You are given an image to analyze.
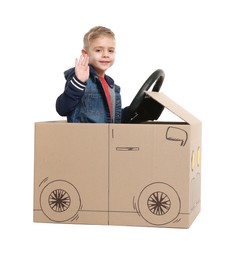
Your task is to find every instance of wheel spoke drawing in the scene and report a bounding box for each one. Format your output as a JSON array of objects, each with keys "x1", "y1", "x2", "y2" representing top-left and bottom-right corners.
[
  {"x1": 48, "y1": 189, "x2": 71, "y2": 212},
  {"x1": 147, "y1": 191, "x2": 171, "y2": 215}
]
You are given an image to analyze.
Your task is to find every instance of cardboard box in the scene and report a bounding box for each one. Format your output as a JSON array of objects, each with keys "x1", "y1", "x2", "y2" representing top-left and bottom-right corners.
[{"x1": 33, "y1": 92, "x2": 202, "y2": 228}]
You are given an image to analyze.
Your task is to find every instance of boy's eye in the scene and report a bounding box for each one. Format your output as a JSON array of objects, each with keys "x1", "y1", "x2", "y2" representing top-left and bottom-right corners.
[{"x1": 94, "y1": 48, "x2": 115, "y2": 53}]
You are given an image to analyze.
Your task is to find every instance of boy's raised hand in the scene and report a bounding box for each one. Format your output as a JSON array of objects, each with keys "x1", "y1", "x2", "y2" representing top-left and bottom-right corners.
[{"x1": 75, "y1": 54, "x2": 90, "y2": 83}]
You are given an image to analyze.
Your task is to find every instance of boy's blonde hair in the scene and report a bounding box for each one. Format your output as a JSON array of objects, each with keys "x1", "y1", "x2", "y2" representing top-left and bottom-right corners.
[{"x1": 83, "y1": 26, "x2": 115, "y2": 50}]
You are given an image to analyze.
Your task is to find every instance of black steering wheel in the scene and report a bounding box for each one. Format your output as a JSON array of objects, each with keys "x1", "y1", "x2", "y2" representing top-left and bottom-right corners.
[{"x1": 123, "y1": 69, "x2": 165, "y2": 123}]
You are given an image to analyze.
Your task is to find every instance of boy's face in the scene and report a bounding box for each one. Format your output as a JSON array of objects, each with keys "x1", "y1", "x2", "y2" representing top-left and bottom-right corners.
[{"x1": 83, "y1": 36, "x2": 116, "y2": 77}]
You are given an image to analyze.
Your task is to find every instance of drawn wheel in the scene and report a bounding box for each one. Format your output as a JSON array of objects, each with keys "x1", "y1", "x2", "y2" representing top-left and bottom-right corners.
[
  {"x1": 138, "y1": 182, "x2": 180, "y2": 225},
  {"x1": 40, "y1": 180, "x2": 81, "y2": 222}
]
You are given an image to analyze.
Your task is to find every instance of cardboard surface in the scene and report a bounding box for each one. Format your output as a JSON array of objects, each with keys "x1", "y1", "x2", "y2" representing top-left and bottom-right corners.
[
  {"x1": 145, "y1": 91, "x2": 200, "y2": 124},
  {"x1": 34, "y1": 92, "x2": 202, "y2": 228}
]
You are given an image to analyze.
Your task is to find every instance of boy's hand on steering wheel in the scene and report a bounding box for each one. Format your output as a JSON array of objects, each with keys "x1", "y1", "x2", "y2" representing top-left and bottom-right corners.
[{"x1": 75, "y1": 54, "x2": 90, "y2": 83}]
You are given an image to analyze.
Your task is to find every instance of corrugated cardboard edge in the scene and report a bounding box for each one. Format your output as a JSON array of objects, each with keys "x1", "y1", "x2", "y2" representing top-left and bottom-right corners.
[{"x1": 145, "y1": 91, "x2": 201, "y2": 125}]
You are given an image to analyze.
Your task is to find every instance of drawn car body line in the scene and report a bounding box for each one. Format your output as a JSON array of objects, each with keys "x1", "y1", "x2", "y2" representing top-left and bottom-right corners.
[{"x1": 37, "y1": 177, "x2": 191, "y2": 226}]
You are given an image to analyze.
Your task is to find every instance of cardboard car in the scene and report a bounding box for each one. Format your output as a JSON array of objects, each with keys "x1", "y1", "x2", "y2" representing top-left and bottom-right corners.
[{"x1": 33, "y1": 91, "x2": 202, "y2": 228}]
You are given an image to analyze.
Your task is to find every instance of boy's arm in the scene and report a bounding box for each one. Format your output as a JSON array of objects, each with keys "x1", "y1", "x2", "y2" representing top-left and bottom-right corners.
[
  {"x1": 56, "y1": 55, "x2": 89, "y2": 116},
  {"x1": 56, "y1": 72, "x2": 86, "y2": 116}
]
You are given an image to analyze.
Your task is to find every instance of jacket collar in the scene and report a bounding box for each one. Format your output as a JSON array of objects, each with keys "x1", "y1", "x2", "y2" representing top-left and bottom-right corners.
[
  {"x1": 89, "y1": 65, "x2": 114, "y2": 86},
  {"x1": 64, "y1": 65, "x2": 115, "y2": 87}
]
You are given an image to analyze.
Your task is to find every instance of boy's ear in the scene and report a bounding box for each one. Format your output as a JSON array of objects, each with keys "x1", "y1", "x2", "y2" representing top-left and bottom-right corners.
[{"x1": 82, "y1": 49, "x2": 87, "y2": 55}]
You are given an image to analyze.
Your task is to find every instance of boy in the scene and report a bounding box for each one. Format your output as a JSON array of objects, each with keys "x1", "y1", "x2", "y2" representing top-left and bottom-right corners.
[{"x1": 56, "y1": 26, "x2": 128, "y2": 123}]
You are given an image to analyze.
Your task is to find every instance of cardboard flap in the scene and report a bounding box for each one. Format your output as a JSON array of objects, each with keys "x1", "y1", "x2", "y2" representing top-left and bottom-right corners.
[{"x1": 145, "y1": 91, "x2": 200, "y2": 124}]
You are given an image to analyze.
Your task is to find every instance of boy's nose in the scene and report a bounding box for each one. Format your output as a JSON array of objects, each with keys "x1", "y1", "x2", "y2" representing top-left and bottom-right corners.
[{"x1": 103, "y1": 52, "x2": 109, "y2": 58}]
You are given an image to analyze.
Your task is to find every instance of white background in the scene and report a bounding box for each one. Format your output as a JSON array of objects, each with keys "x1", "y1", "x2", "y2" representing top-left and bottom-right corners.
[{"x1": 1, "y1": 0, "x2": 231, "y2": 259}]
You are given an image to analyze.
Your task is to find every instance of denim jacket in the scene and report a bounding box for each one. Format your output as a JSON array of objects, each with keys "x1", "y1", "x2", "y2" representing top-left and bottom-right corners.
[{"x1": 56, "y1": 66, "x2": 128, "y2": 123}]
